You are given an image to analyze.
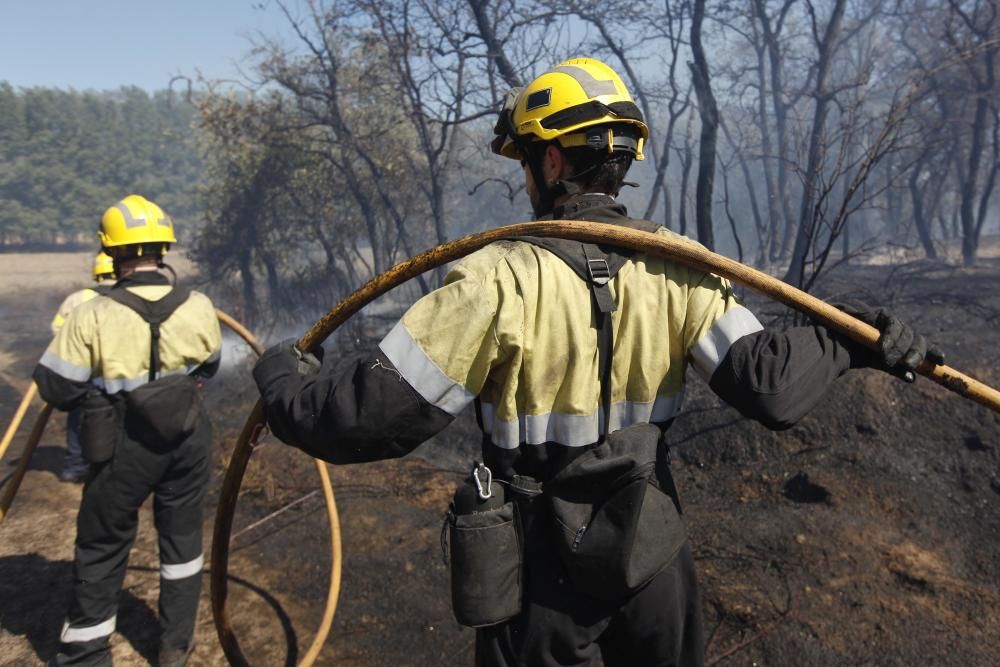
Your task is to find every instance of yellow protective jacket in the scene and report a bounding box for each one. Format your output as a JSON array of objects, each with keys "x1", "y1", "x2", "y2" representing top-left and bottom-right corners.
[
  {"x1": 377, "y1": 226, "x2": 756, "y2": 448},
  {"x1": 51, "y1": 287, "x2": 104, "y2": 335},
  {"x1": 254, "y1": 195, "x2": 863, "y2": 479},
  {"x1": 34, "y1": 271, "x2": 222, "y2": 410}
]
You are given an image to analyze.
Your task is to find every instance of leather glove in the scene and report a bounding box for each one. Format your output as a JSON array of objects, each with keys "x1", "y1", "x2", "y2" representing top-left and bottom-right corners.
[
  {"x1": 835, "y1": 301, "x2": 945, "y2": 383},
  {"x1": 253, "y1": 338, "x2": 324, "y2": 395}
]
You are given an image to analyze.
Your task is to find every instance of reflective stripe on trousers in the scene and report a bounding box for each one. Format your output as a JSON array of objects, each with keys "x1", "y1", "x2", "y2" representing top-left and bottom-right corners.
[
  {"x1": 160, "y1": 553, "x2": 203, "y2": 580},
  {"x1": 60, "y1": 615, "x2": 116, "y2": 644}
]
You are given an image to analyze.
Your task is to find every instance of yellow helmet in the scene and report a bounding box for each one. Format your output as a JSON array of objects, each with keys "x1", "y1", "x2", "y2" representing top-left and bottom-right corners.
[
  {"x1": 491, "y1": 58, "x2": 648, "y2": 161},
  {"x1": 92, "y1": 251, "x2": 116, "y2": 280},
  {"x1": 98, "y1": 195, "x2": 176, "y2": 249}
]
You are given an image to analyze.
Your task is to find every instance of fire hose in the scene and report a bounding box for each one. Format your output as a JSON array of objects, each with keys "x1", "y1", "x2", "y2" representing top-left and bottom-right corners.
[
  {"x1": 0, "y1": 382, "x2": 38, "y2": 468},
  {"x1": 212, "y1": 220, "x2": 1000, "y2": 666},
  {"x1": 0, "y1": 400, "x2": 52, "y2": 524},
  {"x1": 212, "y1": 310, "x2": 342, "y2": 667},
  {"x1": 0, "y1": 310, "x2": 343, "y2": 667}
]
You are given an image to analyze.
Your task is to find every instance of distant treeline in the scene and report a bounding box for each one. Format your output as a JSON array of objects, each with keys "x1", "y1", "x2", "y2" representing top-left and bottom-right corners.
[{"x1": 0, "y1": 84, "x2": 202, "y2": 249}]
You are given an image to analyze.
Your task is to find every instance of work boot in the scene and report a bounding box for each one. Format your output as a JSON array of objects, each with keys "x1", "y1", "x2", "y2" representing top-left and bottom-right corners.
[
  {"x1": 157, "y1": 644, "x2": 193, "y2": 667},
  {"x1": 48, "y1": 646, "x2": 112, "y2": 667},
  {"x1": 58, "y1": 467, "x2": 89, "y2": 484}
]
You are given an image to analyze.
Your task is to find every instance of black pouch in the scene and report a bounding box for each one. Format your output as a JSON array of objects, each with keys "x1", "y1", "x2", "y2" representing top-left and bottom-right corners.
[
  {"x1": 548, "y1": 423, "x2": 686, "y2": 601},
  {"x1": 125, "y1": 374, "x2": 200, "y2": 452},
  {"x1": 79, "y1": 393, "x2": 122, "y2": 464},
  {"x1": 446, "y1": 468, "x2": 523, "y2": 627}
]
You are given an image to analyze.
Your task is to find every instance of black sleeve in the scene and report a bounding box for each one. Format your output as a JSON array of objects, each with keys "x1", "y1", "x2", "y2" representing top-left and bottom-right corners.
[
  {"x1": 708, "y1": 325, "x2": 865, "y2": 430},
  {"x1": 253, "y1": 345, "x2": 454, "y2": 464},
  {"x1": 32, "y1": 364, "x2": 89, "y2": 411},
  {"x1": 192, "y1": 353, "x2": 221, "y2": 379}
]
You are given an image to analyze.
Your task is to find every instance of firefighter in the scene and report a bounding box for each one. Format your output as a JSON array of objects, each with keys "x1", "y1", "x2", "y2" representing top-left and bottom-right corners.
[
  {"x1": 33, "y1": 195, "x2": 222, "y2": 667},
  {"x1": 51, "y1": 251, "x2": 116, "y2": 483},
  {"x1": 251, "y1": 59, "x2": 942, "y2": 666}
]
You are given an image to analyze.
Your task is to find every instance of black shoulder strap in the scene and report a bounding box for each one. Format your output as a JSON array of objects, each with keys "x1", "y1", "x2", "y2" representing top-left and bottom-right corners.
[
  {"x1": 518, "y1": 218, "x2": 661, "y2": 312},
  {"x1": 104, "y1": 286, "x2": 192, "y2": 383},
  {"x1": 516, "y1": 218, "x2": 662, "y2": 441}
]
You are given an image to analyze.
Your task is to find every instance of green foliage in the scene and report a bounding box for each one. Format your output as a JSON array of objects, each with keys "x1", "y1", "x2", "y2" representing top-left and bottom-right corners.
[
  {"x1": 0, "y1": 83, "x2": 203, "y2": 247},
  {"x1": 192, "y1": 32, "x2": 444, "y2": 325}
]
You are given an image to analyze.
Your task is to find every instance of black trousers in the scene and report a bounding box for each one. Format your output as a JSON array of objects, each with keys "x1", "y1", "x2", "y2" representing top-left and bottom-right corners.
[
  {"x1": 476, "y1": 542, "x2": 703, "y2": 667},
  {"x1": 54, "y1": 413, "x2": 211, "y2": 667}
]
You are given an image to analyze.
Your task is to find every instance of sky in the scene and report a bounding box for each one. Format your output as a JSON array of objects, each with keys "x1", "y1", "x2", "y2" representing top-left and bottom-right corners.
[{"x1": 0, "y1": 0, "x2": 294, "y2": 91}]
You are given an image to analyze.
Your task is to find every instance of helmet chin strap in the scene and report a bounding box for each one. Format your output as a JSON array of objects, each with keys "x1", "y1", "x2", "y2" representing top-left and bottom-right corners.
[
  {"x1": 526, "y1": 157, "x2": 556, "y2": 218},
  {"x1": 160, "y1": 261, "x2": 178, "y2": 286},
  {"x1": 527, "y1": 152, "x2": 600, "y2": 217}
]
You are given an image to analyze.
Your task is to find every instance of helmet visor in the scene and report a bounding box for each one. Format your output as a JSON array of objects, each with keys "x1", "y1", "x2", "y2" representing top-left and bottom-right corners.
[{"x1": 490, "y1": 87, "x2": 523, "y2": 156}]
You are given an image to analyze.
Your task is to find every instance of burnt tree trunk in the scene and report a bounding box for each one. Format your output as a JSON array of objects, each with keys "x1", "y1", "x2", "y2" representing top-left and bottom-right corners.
[
  {"x1": 909, "y1": 165, "x2": 939, "y2": 259},
  {"x1": 753, "y1": 0, "x2": 796, "y2": 261},
  {"x1": 784, "y1": 0, "x2": 847, "y2": 287},
  {"x1": 678, "y1": 135, "x2": 695, "y2": 237},
  {"x1": 689, "y1": 0, "x2": 717, "y2": 251}
]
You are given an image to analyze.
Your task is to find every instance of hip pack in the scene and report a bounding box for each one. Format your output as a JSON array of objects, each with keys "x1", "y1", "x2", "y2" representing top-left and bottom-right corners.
[
  {"x1": 544, "y1": 423, "x2": 686, "y2": 601},
  {"x1": 105, "y1": 284, "x2": 200, "y2": 451},
  {"x1": 446, "y1": 425, "x2": 686, "y2": 624}
]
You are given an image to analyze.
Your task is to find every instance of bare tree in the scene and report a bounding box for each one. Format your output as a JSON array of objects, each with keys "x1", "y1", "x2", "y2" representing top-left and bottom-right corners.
[
  {"x1": 689, "y1": 0, "x2": 719, "y2": 250},
  {"x1": 784, "y1": 0, "x2": 849, "y2": 286},
  {"x1": 943, "y1": 0, "x2": 1000, "y2": 265},
  {"x1": 751, "y1": 0, "x2": 802, "y2": 261}
]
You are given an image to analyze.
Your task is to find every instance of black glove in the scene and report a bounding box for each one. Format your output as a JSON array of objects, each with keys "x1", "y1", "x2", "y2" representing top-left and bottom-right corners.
[
  {"x1": 835, "y1": 301, "x2": 945, "y2": 383},
  {"x1": 253, "y1": 338, "x2": 324, "y2": 395}
]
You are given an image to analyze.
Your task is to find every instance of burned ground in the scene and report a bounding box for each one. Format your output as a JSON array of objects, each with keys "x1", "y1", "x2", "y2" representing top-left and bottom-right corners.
[{"x1": 1, "y1": 249, "x2": 998, "y2": 666}]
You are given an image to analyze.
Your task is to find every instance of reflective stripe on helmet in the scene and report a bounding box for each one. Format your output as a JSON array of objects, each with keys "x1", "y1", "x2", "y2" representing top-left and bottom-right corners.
[
  {"x1": 114, "y1": 202, "x2": 147, "y2": 228},
  {"x1": 551, "y1": 64, "x2": 619, "y2": 98},
  {"x1": 113, "y1": 202, "x2": 171, "y2": 229}
]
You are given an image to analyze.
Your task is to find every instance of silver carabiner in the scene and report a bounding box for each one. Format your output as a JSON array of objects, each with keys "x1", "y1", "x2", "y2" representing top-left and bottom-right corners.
[{"x1": 473, "y1": 462, "x2": 493, "y2": 500}]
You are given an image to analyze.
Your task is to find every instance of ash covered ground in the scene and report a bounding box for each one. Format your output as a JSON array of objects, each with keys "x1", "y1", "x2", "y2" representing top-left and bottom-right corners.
[{"x1": 1, "y1": 249, "x2": 998, "y2": 666}]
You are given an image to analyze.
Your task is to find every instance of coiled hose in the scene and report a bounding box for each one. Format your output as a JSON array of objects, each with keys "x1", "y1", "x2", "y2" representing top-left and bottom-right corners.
[
  {"x1": 212, "y1": 310, "x2": 342, "y2": 667},
  {"x1": 211, "y1": 220, "x2": 1000, "y2": 666},
  {"x1": 0, "y1": 310, "x2": 343, "y2": 667}
]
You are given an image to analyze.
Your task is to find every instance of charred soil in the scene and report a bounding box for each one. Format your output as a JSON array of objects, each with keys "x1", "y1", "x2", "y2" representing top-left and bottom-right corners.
[{"x1": 1, "y1": 250, "x2": 999, "y2": 666}]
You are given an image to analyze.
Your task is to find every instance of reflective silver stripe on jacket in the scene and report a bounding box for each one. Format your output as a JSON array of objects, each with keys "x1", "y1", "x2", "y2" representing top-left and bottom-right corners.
[
  {"x1": 481, "y1": 391, "x2": 686, "y2": 450},
  {"x1": 378, "y1": 321, "x2": 474, "y2": 416},
  {"x1": 689, "y1": 306, "x2": 764, "y2": 381},
  {"x1": 60, "y1": 615, "x2": 116, "y2": 643},
  {"x1": 93, "y1": 364, "x2": 201, "y2": 394},
  {"x1": 39, "y1": 350, "x2": 92, "y2": 383}
]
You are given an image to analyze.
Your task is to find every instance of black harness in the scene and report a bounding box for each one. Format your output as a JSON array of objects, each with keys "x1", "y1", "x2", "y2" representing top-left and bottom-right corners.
[
  {"x1": 518, "y1": 198, "x2": 660, "y2": 441},
  {"x1": 104, "y1": 283, "x2": 191, "y2": 382}
]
